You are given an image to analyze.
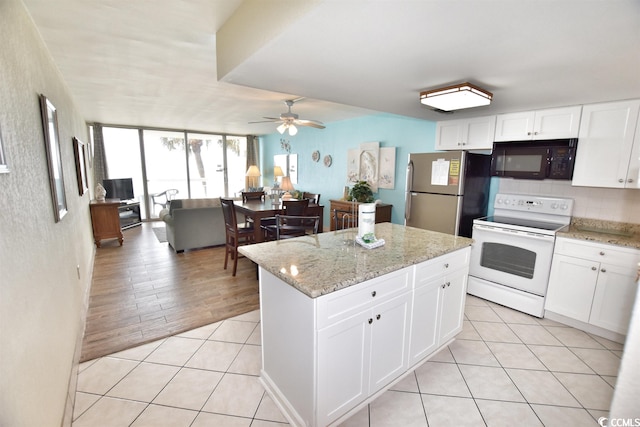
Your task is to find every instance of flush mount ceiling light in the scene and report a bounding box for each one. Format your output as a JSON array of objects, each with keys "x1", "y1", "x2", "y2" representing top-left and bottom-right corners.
[{"x1": 420, "y1": 82, "x2": 493, "y2": 111}]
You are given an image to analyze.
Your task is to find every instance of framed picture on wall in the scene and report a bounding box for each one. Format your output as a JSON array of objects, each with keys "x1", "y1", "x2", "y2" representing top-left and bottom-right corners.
[
  {"x1": 40, "y1": 94, "x2": 68, "y2": 222},
  {"x1": 73, "y1": 137, "x2": 89, "y2": 196},
  {"x1": 0, "y1": 123, "x2": 8, "y2": 173}
]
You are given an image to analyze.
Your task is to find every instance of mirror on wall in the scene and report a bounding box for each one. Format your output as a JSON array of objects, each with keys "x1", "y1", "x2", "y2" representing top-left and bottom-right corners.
[{"x1": 274, "y1": 154, "x2": 298, "y2": 184}]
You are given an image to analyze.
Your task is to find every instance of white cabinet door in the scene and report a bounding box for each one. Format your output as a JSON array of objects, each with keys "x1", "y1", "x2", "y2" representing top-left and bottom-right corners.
[
  {"x1": 436, "y1": 116, "x2": 495, "y2": 150},
  {"x1": 369, "y1": 292, "x2": 412, "y2": 391},
  {"x1": 545, "y1": 254, "x2": 598, "y2": 322},
  {"x1": 436, "y1": 120, "x2": 465, "y2": 150},
  {"x1": 495, "y1": 111, "x2": 535, "y2": 141},
  {"x1": 409, "y1": 278, "x2": 441, "y2": 366},
  {"x1": 317, "y1": 312, "x2": 370, "y2": 426},
  {"x1": 533, "y1": 106, "x2": 582, "y2": 139},
  {"x1": 626, "y1": 117, "x2": 640, "y2": 189},
  {"x1": 439, "y1": 268, "x2": 469, "y2": 343},
  {"x1": 572, "y1": 100, "x2": 640, "y2": 188},
  {"x1": 495, "y1": 106, "x2": 581, "y2": 141},
  {"x1": 589, "y1": 263, "x2": 640, "y2": 335}
]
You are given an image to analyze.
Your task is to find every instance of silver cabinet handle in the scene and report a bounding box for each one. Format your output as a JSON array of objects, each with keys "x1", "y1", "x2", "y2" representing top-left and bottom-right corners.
[
  {"x1": 619, "y1": 178, "x2": 625, "y2": 183},
  {"x1": 444, "y1": 263, "x2": 449, "y2": 269},
  {"x1": 441, "y1": 284, "x2": 446, "y2": 289},
  {"x1": 368, "y1": 318, "x2": 373, "y2": 324},
  {"x1": 592, "y1": 266, "x2": 597, "y2": 271},
  {"x1": 371, "y1": 291, "x2": 377, "y2": 297},
  {"x1": 599, "y1": 251, "x2": 605, "y2": 256},
  {"x1": 628, "y1": 178, "x2": 634, "y2": 183},
  {"x1": 446, "y1": 282, "x2": 451, "y2": 287},
  {"x1": 376, "y1": 314, "x2": 381, "y2": 320},
  {"x1": 601, "y1": 268, "x2": 607, "y2": 273}
]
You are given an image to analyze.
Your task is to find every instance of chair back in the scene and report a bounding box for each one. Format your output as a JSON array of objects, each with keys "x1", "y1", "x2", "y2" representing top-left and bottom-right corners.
[
  {"x1": 220, "y1": 198, "x2": 239, "y2": 231},
  {"x1": 242, "y1": 191, "x2": 265, "y2": 202},
  {"x1": 302, "y1": 192, "x2": 320, "y2": 205},
  {"x1": 283, "y1": 198, "x2": 309, "y2": 215},
  {"x1": 275, "y1": 215, "x2": 320, "y2": 240}
]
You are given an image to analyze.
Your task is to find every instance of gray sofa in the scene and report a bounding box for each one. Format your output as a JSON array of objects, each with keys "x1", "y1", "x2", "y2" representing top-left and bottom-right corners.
[{"x1": 159, "y1": 198, "x2": 226, "y2": 252}]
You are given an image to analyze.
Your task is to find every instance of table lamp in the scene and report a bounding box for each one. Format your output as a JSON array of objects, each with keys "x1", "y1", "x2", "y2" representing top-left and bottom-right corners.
[
  {"x1": 273, "y1": 166, "x2": 284, "y2": 188},
  {"x1": 280, "y1": 176, "x2": 295, "y2": 200},
  {"x1": 245, "y1": 165, "x2": 261, "y2": 190}
]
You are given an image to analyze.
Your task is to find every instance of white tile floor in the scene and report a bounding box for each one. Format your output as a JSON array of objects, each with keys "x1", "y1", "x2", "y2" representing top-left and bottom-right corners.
[{"x1": 72, "y1": 295, "x2": 623, "y2": 426}]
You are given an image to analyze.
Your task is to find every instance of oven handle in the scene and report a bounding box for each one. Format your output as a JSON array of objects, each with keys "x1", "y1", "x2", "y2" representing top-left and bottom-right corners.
[{"x1": 473, "y1": 224, "x2": 556, "y2": 242}]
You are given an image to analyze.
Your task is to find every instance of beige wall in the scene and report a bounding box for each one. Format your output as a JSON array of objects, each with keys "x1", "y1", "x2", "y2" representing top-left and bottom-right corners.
[{"x1": 0, "y1": 1, "x2": 94, "y2": 426}]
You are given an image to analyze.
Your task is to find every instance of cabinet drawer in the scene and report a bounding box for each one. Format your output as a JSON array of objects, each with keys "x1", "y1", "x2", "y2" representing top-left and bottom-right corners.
[
  {"x1": 555, "y1": 237, "x2": 640, "y2": 266},
  {"x1": 317, "y1": 266, "x2": 413, "y2": 329},
  {"x1": 414, "y1": 248, "x2": 470, "y2": 289}
]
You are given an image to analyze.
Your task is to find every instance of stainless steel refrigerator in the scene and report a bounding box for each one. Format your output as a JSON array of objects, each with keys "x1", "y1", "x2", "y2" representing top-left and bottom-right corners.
[{"x1": 405, "y1": 151, "x2": 491, "y2": 237}]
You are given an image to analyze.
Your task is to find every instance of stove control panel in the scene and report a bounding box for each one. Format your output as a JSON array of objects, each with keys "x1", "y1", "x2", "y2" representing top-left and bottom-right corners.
[{"x1": 494, "y1": 193, "x2": 574, "y2": 215}]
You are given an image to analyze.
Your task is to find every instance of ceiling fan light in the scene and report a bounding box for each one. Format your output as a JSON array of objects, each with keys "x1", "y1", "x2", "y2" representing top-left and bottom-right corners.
[
  {"x1": 277, "y1": 123, "x2": 287, "y2": 134},
  {"x1": 420, "y1": 82, "x2": 492, "y2": 111},
  {"x1": 288, "y1": 124, "x2": 298, "y2": 136}
]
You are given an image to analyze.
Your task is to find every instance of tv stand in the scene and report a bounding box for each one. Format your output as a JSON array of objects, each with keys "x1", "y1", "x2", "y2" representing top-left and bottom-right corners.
[
  {"x1": 118, "y1": 201, "x2": 141, "y2": 229},
  {"x1": 90, "y1": 199, "x2": 141, "y2": 248}
]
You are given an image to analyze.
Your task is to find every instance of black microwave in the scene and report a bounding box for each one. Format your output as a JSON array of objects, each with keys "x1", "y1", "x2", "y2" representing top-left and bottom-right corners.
[{"x1": 490, "y1": 139, "x2": 578, "y2": 180}]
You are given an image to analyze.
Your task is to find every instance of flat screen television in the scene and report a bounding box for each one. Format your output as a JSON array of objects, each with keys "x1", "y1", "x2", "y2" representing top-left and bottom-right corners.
[{"x1": 102, "y1": 178, "x2": 134, "y2": 200}]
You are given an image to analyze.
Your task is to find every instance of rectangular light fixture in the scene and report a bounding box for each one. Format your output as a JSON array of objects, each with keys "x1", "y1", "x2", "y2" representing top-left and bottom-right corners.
[{"x1": 420, "y1": 82, "x2": 492, "y2": 111}]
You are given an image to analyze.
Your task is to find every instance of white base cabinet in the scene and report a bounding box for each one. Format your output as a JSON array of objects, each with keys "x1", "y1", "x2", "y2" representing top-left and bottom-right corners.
[
  {"x1": 545, "y1": 238, "x2": 640, "y2": 336},
  {"x1": 259, "y1": 247, "x2": 470, "y2": 427}
]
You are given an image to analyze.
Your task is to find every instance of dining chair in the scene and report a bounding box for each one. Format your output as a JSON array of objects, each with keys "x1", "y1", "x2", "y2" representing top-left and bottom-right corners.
[
  {"x1": 220, "y1": 198, "x2": 255, "y2": 276},
  {"x1": 302, "y1": 192, "x2": 320, "y2": 205},
  {"x1": 241, "y1": 191, "x2": 265, "y2": 202},
  {"x1": 282, "y1": 198, "x2": 309, "y2": 215},
  {"x1": 275, "y1": 215, "x2": 320, "y2": 240}
]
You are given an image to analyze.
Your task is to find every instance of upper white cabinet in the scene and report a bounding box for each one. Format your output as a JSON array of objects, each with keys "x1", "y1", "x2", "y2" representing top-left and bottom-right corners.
[
  {"x1": 572, "y1": 99, "x2": 640, "y2": 189},
  {"x1": 494, "y1": 106, "x2": 582, "y2": 141},
  {"x1": 436, "y1": 116, "x2": 496, "y2": 150}
]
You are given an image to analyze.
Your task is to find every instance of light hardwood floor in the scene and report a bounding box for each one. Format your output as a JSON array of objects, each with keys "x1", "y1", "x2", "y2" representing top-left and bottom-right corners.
[{"x1": 80, "y1": 222, "x2": 259, "y2": 362}]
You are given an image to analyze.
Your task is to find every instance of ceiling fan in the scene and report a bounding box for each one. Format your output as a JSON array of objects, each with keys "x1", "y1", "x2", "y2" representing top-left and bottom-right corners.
[{"x1": 250, "y1": 99, "x2": 325, "y2": 135}]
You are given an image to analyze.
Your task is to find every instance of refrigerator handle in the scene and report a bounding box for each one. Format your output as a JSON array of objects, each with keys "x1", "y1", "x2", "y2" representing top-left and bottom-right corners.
[{"x1": 405, "y1": 161, "x2": 414, "y2": 221}]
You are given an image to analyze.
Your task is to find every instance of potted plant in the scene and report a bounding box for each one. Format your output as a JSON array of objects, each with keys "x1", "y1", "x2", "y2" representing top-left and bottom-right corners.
[{"x1": 348, "y1": 181, "x2": 374, "y2": 203}]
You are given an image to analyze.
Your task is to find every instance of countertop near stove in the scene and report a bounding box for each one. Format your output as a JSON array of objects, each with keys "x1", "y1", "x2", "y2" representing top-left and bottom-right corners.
[
  {"x1": 558, "y1": 218, "x2": 640, "y2": 250},
  {"x1": 238, "y1": 222, "x2": 473, "y2": 298}
]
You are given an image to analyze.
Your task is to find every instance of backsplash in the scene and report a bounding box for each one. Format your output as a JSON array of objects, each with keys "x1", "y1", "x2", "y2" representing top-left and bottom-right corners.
[{"x1": 498, "y1": 179, "x2": 640, "y2": 224}]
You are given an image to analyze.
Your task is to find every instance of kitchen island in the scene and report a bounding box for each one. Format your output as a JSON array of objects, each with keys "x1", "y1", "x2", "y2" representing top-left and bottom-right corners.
[{"x1": 239, "y1": 223, "x2": 472, "y2": 427}]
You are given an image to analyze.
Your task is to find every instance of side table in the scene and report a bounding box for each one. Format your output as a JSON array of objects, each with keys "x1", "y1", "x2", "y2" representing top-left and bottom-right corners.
[{"x1": 90, "y1": 199, "x2": 123, "y2": 247}]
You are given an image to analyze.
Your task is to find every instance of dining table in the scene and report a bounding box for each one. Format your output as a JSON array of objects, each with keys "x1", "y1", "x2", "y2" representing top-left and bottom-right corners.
[{"x1": 233, "y1": 199, "x2": 324, "y2": 243}]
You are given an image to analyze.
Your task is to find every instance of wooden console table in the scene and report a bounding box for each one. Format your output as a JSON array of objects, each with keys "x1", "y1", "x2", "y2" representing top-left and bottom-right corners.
[
  {"x1": 90, "y1": 199, "x2": 123, "y2": 247},
  {"x1": 329, "y1": 199, "x2": 392, "y2": 231}
]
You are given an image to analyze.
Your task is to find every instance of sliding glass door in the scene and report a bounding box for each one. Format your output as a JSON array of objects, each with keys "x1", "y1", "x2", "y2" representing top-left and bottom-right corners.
[{"x1": 101, "y1": 126, "x2": 249, "y2": 220}]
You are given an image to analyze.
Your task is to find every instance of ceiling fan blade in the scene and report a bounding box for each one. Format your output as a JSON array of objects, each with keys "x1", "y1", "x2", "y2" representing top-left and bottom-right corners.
[
  {"x1": 295, "y1": 119, "x2": 326, "y2": 129},
  {"x1": 248, "y1": 117, "x2": 283, "y2": 124}
]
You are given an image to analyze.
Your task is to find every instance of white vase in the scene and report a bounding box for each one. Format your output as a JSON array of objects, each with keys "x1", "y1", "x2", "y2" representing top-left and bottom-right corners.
[{"x1": 95, "y1": 183, "x2": 106, "y2": 201}]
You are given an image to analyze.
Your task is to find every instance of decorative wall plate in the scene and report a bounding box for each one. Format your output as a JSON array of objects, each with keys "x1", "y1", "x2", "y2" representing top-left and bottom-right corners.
[
  {"x1": 312, "y1": 150, "x2": 320, "y2": 162},
  {"x1": 324, "y1": 155, "x2": 332, "y2": 167}
]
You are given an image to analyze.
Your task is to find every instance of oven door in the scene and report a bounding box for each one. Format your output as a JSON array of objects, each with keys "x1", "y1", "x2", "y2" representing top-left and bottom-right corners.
[{"x1": 469, "y1": 223, "x2": 555, "y2": 296}]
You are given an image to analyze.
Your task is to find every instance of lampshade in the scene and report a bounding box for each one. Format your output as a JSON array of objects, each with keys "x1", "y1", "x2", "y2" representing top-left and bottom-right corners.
[
  {"x1": 420, "y1": 82, "x2": 492, "y2": 111},
  {"x1": 245, "y1": 165, "x2": 261, "y2": 177},
  {"x1": 273, "y1": 166, "x2": 284, "y2": 178},
  {"x1": 280, "y1": 176, "x2": 295, "y2": 192}
]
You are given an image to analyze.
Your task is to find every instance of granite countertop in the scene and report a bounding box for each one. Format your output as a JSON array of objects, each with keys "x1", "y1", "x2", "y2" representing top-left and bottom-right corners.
[
  {"x1": 558, "y1": 218, "x2": 640, "y2": 250},
  {"x1": 239, "y1": 223, "x2": 473, "y2": 298}
]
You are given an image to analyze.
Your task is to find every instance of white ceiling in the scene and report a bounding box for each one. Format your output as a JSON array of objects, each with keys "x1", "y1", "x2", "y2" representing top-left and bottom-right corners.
[{"x1": 22, "y1": 0, "x2": 640, "y2": 136}]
